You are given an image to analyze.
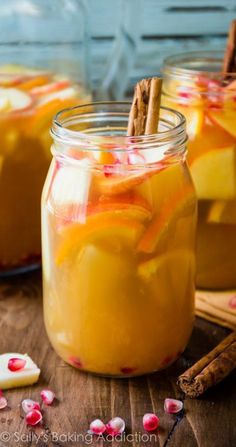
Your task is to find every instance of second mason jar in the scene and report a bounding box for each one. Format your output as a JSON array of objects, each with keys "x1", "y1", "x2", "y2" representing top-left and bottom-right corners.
[
  {"x1": 0, "y1": 0, "x2": 90, "y2": 275},
  {"x1": 42, "y1": 102, "x2": 197, "y2": 377},
  {"x1": 162, "y1": 51, "x2": 236, "y2": 289}
]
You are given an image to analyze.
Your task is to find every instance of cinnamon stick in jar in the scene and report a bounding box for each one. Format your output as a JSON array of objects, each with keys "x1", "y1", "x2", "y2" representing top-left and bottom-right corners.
[
  {"x1": 222, "y1": 19, "x2": 236, "y2": 73},
  {"x1": 127, "y1": 77, "x2": 162, "y2": 136},
  {"x1": 177, "y1": 331, "x2": 236, "y2": 398}
]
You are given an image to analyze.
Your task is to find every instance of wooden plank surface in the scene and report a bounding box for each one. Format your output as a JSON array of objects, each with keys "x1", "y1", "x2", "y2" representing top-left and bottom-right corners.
[{"x1": 0, "y1": 270, "x2": 235, "y2": 447}]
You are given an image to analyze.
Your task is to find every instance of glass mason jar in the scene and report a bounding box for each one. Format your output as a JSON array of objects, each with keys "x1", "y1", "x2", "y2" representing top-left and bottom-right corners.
[
  {"x1": 162, "y1": 51, "x2": 236, "y2": 290},
  {"x1": 0, "y1": 0, "x2": 90, "y2": 275},
  {"x1": 42, "y1": 102, "x2": 197, "y2": 377}
]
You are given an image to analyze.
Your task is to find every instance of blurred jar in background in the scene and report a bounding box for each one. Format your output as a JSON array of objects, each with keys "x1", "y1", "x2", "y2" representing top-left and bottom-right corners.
[
  {"x1": 162, "y1": 51, "x2": 236, "y2": 290},
  {"x1": 0, "y1": 0, "x2": 90, "y2": 275}
]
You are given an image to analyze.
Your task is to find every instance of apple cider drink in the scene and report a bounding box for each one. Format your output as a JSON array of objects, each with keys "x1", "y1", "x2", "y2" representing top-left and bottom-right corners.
[
  {"x1": 42, "y1": 103, "x2": 197, "y2": 376},
  {"x1": 0, "y1": 64, "x2": 89, "y2": 273},
  {"x1": 163, "y1": 52, "x2": 236, "y2": 289}
]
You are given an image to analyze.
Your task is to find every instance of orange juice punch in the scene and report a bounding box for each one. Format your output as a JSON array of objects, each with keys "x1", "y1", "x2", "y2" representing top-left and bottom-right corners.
[
  {"x1": 0, "y1": 64, "x2": 89, "y2": 274},
  {"x1": 42, "y1": 79, "x2": 197, "y2": 377},
  {"x1": 163, "y1": 21, "x2": 236, "y2": 289}
]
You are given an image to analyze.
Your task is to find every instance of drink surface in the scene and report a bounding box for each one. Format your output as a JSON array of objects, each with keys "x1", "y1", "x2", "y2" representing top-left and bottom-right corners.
[
  {"x1": 42, "y1": 140, "x2": 196, "y2": 376},
  {"x1": 163, "y1": 72, "x2": 236, "y2": 289},
  {"x1": 0, "y1": 64, "x2": 88, "y2": 272}
]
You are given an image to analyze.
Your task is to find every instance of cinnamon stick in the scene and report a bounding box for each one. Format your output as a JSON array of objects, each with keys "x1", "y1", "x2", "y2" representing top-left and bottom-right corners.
[
  {"x1": 127, "y1": 77, "x2": 162, "y2": 136},
  {"x1": 223, "y1": 19, "x2": 236, "y2": 73},
  {"x1": 177, "y1": 332, "x2": 236, "y2": 398}
]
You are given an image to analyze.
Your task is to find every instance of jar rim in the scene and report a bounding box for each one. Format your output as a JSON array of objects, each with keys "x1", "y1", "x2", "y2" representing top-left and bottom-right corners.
[
  {"x1": 51, "y1": 101, "x2": 186, "y2": 157},
  {"x1": 162, "y1": 50, "x2": 236, "y2": 79}
]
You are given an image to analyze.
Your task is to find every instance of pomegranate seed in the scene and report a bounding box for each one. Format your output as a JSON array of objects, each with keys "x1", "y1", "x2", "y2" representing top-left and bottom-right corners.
[
  {"x1": 8, "y1": 357, "x2": 26, "y2": 372},
  {"x1": 40, "y1": 389, "x2": 55, "y2": 405},
  {"x1": 106, "y1": 417, "x2": 125, "y2": 436},
  {"x1": 164, "y1": 398, "x2": 183, "y2": 414},
  {"x1": 25, "y1": 409, "x2": 43, "y2": 426},
  {"x1": 120, "y1": 367, "x2": 136, "y2": 375},
  {"x1": 143, "y1": 413, "x2": 159, "y2": 432},
  {"x1": 69, "y1": 356, "x2": 83, "y2": 369},
  {"x1": 162, "y1": 355, "x2": 173, "y2": 367},
  {"x1": 229, "y1": 295, "x2": 236, "y2": 309},
  {"x1": 104, "y1": 165, "x2": 114, "y2": 177},
  {"x1": 178, "y1": 91, "x2": 192, "y2": 99},
  {"x1": 22, "y1": 399, "x2": 40, "y2": 414},
  {"x1": 88, "y1": 419, "x2": 106, "y2": 435},
  {"x1": 0, "y1": 397, "x2": 7, "y2": 410}
]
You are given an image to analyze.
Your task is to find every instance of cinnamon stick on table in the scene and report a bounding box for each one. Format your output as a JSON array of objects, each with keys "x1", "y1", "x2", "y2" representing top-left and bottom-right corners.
[
  {"x1": 178, "y1": 331, "x2": 236, "y2": 398},
  {"x1": 222, "y1": 19, "x2": 236, "y2": 73},
  {"x1": 127, "y1": 77, "x2": 162, "y2": 136}
]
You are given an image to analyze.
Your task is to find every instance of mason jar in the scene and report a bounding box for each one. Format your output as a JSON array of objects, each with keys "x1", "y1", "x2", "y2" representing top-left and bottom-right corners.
[
  {"x1": 42, "y1": 102, "x2": 197, "y2": 377},
  {"x1": 0, "y1": 0, "x2": 90, "y2": 274},
  {"x1": 162, "y1": 51, "x2": 236, "y2": 289}
]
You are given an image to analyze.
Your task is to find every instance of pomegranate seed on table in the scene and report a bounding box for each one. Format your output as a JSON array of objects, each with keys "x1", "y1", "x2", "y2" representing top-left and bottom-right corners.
[
  {"x1": 164, "y1": 398, "x2": 183, "y2": 414},
  {"x1": 106, "y1": 417, "x2": 125, "y2": 436},
  {"x1": 0, "y1": 396, "x2": 7, "y2": 410},
  {"x1": 143, "y1": 413, "x2": 160, "y2": 432},
  {"x1": 229, "y1": 295, "x2": 236, "y2": 309},
  {"x1": 88, "y1": 419, "x2": 106, "y2": 435},
  {"x1": 22, "y1": 399, "x2": 40, "y2": 414},
  {"x1": 40, "y1": 389, "x2": 55, "y2": 405},
  {"x1": 8, "y1": 357, "x2": 26, "y2": 372},
  {"x1": 25, "y1": 409, "x2": 43, "y2": 426}
]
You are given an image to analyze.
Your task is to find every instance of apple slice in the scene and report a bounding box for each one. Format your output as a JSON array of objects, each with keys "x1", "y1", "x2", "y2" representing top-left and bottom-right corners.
[
  {"x1": 31, "y1": 79, "x2": 71, "y2": 96},
  {"x1": 137, "y1": 187, "x2": 196, "y2": 254},
  {"x1": 177, "y1": 104, "x2": 204, "y2": 139},
  {"x1": 190, "y1": 145, "x2": 236, "y2": 200},
  {"x1": 207, "y1": 200, "x2": 236, "y2": 224},
  {"x1": 207, "y1": 109, "x2": 236, "y2": 138},
  {"x1": 37, "y1": 86, "x2": 78, "y2": 106},
  {"x1": 0, "y1": 87, "x2": 32, "y2": 112},
  {"x1": 0, "y1": 353, "x2": 40, "y2": 390},
  {"x1": 95, "y1": 164, "x2": 165, "y2": 196},
  {"x1": 49, "y1": 159, "x2": 92, "y2": 221},
  {"x1": 30, "y1": 97, "x2": 78, "y2": 134},
  {"x1": 0, "y1": 95, "x2": 9, "y2": 111},
  {"x1": 56, "y1": 215, "x2": 144, "y2": 265}
]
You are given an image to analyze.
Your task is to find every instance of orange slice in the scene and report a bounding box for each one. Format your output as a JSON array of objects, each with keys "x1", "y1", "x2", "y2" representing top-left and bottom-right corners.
[
  {"x1": 137, "y1": 188, "x2": 196, "y2": 254},
  {"x1": 56, "y1": 215, "x2": 144, "y2": 265},
  {"x1": 187, "y1": 121, "x2": 235, "y2": 165},
  {"x1": 19, "y1": 75, "x2": 50, "y2": 91},
  {"x1": 207, "y1": 109, "x2": 236, "y2": 139},
  {"x1": 30, "y1": 97, "x2": 78, "y2": 134},
  {"x1": 95, "y1": 166, "x2": 165, "y2": 196},
  {"x1": 88, "y1": 193, "x2": 152, "y2": 221}
]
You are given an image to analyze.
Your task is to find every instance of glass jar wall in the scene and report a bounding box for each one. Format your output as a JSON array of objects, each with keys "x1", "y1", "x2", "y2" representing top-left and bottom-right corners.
[
  {"x1": 42, "y1": 103, "x2": 197, "y2": 377},
  {"x1": 162, "y1": 51, "x2": 236, "y2": 289},
  {"x1": 0, "y1": 0, "x2": 90, "y2": 274}
]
